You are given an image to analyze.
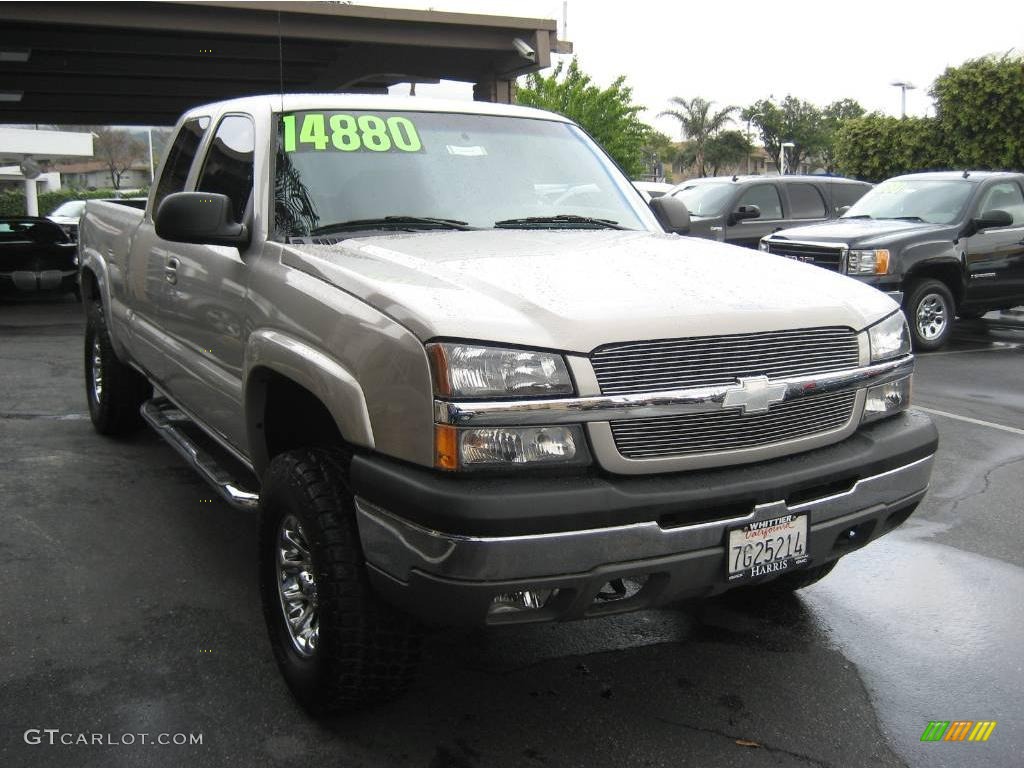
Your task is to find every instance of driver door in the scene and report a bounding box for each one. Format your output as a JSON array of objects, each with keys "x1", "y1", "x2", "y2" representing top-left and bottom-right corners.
[
  {"x1": 158, "y1": 113, "x2": 256, "y2": 450},
  {"x1": 963, "y1": 180, "x2": 1024, "y2": 307},
  {"x1": 725, "y1": 183, "x2": 785, "y2": 248}
]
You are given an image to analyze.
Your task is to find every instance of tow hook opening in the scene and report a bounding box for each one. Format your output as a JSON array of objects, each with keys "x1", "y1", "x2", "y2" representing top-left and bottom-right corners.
[
  {"x1": 833, "y1": 520, "x2": 876, "y2": 551},
  {"x1": 595, "y1": 575, "x2": 649, "y2": 603}
]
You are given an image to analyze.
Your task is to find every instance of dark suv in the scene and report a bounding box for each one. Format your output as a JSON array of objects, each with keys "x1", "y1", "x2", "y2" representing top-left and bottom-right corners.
[
  {"x1": 760, "y1": 171, "x2": 1024, "y2": 350},
  {"x1": 668, "y1": 175, "x2": 872, "y2": 248}
]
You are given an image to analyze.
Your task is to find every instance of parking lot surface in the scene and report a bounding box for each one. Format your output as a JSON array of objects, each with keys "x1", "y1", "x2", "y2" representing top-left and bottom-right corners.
[{"x1": 1, "y1": 298, "x2": 1022, "y2": 768}]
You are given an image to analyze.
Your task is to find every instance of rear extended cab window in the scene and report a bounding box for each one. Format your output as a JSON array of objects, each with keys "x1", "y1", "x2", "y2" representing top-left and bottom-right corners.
[{"x1": 153, "y1": 116, "x2": 210, "y2": 214}]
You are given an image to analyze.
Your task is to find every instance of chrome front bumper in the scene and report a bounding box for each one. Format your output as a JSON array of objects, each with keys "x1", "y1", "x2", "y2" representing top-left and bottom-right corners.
[{"x1": 356, "y1": 453, "x2": 934, "y2": 625}]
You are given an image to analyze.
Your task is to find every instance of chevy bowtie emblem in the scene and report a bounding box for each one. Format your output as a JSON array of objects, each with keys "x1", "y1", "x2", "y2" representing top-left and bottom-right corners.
[{"x1": 722, "y1": 375, "x2": 787, "y2": 414}]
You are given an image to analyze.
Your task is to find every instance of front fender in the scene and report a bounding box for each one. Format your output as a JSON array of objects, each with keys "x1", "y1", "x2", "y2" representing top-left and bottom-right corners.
[{"x1": 244, "y1": 329, "x2": 374, "y2": 475}]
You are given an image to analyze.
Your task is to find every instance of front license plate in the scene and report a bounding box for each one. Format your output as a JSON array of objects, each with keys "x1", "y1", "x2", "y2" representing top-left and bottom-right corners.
[{"x1": 727, "y1": 513, "x2": 809, "y2": 581}]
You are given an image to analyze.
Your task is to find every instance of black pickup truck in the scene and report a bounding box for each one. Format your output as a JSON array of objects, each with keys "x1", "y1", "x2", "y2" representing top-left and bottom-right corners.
[{"x1": 761, "y1": 171, "x2": 1024, "y2": 349}]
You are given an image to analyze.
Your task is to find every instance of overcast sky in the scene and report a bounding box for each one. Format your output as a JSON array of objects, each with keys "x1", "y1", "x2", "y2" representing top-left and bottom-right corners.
[{"x1": 368, "y1": 0, "x2": 1023, "y2": 139}]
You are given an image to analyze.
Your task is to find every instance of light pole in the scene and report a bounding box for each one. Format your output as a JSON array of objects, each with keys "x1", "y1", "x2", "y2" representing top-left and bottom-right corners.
[
  {"x1": 745, "y1": 112, "x2": 763, "y2": 175},
  {"x1": 890, "y1": 80, "x2": 916, "y2": 118},
  {"x1": 780, "y1": 141, "x2": 795, "y2": 176}
]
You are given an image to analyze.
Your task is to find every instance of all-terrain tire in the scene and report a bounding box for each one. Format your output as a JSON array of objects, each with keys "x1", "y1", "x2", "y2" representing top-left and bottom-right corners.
[
  {"x1": 84, "y1": 300, "x2": 151, "y2": 435},
  {"x1": 258, "y1": 448, "x2": 422, "y2": 715},
  {"x1": 904, "y1": 278, "x2": 955, "y2": 351}
]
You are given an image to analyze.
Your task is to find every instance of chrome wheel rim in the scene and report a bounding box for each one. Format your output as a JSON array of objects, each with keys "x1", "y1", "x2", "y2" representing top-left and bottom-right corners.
[
  {"x1": 90, "y1": 336, "x2": 104, "y2": 403},
  {"x1": 916, "y1": 294, "x2": 947, "y2": 341},
  {"x1": 276, "y1": 515, "x2": 319, "y2": 657}
]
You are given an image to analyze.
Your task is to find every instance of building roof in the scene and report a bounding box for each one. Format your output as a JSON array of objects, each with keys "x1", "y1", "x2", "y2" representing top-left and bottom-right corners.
[
  {"x1": 54, "y1": 160, "x2": 149, "y2": 174},
  {"x1": 0, "y1": 1, "x2": 572, "y2": 125}
]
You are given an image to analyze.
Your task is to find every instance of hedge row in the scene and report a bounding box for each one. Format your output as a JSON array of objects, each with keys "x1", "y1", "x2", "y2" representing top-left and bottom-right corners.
[{"x1": 0, "y1": 188, "x2": 140, "y2": 218}]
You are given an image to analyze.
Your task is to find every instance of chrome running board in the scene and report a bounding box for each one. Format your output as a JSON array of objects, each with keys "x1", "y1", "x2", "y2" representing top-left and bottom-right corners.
[{"x1": 141, "y1": 398, "x2": 260, "y2": 511}]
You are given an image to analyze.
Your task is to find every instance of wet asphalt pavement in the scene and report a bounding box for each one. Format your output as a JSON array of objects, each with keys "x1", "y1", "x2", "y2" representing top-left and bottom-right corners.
[{"x1": 1, "y1": 298, "x2": 1022, "y2": 768}]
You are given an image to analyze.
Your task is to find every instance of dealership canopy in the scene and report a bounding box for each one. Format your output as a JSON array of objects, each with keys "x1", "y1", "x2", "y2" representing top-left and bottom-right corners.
[{"x1": 0, "y1": 1, "x2": 572, "y2": 125}]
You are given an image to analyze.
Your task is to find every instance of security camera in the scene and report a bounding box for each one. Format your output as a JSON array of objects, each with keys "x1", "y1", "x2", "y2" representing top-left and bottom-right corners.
[{"x1": 513, "y1": 37, "x2": 536, "y2": 62}]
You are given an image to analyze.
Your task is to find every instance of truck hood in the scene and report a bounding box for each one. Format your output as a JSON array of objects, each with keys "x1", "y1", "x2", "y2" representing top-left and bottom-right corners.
[
  {"x1": 282, "y1": 230, "x2": 896, "y2": 352},
  {"x1": 770, "y1": 218, "x2": 954, "y2": 249}
]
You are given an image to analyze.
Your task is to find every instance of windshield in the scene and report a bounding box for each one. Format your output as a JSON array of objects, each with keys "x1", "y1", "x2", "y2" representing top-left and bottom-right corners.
[
  {"x1": 50, "y1": 201, "x2": 86, "y2": 218},
  {"x1": 274, "y1": 110, "x2": 651, "y2": 237},
  {"x1": 669, "y1": 182, "x2": 735, "y2": 216},
  {"x1": 843, "y1": 179, "x2": 976, "y2": 225}
]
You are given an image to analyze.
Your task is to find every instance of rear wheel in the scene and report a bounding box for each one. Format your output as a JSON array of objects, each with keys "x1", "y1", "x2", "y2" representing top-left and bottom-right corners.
[
  {"x1": 904, "y1": 278, "x2": 955, "y2": 351},
  {"x1": 84, "y1": 300, "x2": 151, "y2": 435},
  {"x1": 258, "y1": 448, "x2": 421, "y2": 715}
]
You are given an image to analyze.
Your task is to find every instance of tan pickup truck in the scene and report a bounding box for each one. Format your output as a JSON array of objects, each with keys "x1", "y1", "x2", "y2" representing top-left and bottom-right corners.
[{"x1": 79, "y1": 95, "x2": 937, "y2": 714}]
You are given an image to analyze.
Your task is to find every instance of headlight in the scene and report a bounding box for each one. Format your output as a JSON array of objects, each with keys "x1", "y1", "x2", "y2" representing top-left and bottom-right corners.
[
  {"x1": 868, "y1": 312, "x2": 911, "y2": 362},
  {"x1": 758, "y1": 239, "x2": 770, "y2": 252},
  {"x1": 846, "y1": 249, "x2": 890, "y2": 275},
  {"x1": 428, "y1": 343, "x2": 573, "y2": 399},
  {"x1": 862, "y1": 376, "x2": 912, "y2": 424}
]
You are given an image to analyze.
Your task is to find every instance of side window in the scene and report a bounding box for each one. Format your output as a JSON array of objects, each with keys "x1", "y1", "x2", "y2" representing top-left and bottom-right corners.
[
  {"x1": 196, "y1": 114, "x2": 256, "y2": 223},
  {"x1": 788, "y1": 183, "x2": 827, "y2": 219},
  {"x1": 737, "y1": 184, "x2": 783, "y2": 220},
  {"x1": 977, "y1": 182, "x2": 1024, "y2": 226},
  {"x1": 831, "y1": 182, "x2": 871, "y2": 213},
  {"x1": 153, "y1": 116, "x2": 209, "y2": 214}
]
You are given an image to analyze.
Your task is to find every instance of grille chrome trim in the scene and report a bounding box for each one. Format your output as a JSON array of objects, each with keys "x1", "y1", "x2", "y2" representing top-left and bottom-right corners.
[
  {"x1": 611, "y1": 391, "x2": 857, "y2": 458},
  {"x1": 434, "y1": 355, "x2": 914, "y2": 427},
  {"x1": 763, "y1": 240, "x2": 849, "y2": 272},
  {"x1": 592, "y1": 326, "x2": 860, "y2": 395}
]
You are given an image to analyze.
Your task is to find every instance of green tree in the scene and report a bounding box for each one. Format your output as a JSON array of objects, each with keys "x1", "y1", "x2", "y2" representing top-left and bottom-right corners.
[
  {"x1": 639, "y1": 129, "x2": 678, "y2": 180},
  {"x1": 658, "y1": 97, "x2": 737, "y2": 176},
  {"x1": 818, "y1": 99, "x2": 866, "y2": 173},
  {"x1": 515, "y1": 58, "x2": 651, "y2": 177},
  {"x1": 743, "y1": 96, "x2": 824, "y2": 174},
  {"x1": 931, "y1": 52, "x2": 1024, "y2": 170},
  {"x1": 702, "y1": 130, "x2": 752, "y2": 176},
  {"x1": 835, "y1": 115, "x2": 947, "y2": 182},
  {"x1": 834, "y1": 53, "x2": 1024, "y2": 181}
]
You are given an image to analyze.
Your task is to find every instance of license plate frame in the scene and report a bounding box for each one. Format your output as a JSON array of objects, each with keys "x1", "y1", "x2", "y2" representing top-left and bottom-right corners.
[{"x1": 727, "y1": 513, "x2": 809, "y2": 582}]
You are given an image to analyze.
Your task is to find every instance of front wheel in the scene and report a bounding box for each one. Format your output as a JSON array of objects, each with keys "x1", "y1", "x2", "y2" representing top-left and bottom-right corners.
[
  {"x1": 904, "y1": 279, "x2": 955, "y2": 351},
  {"x1": 258, "y1": 448, "x2": 422, "y2": 715}
]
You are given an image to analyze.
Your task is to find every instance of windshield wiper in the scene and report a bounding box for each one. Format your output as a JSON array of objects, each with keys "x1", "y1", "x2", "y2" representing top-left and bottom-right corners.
[
  {"x1": 493, "y1": 214, "x2": 627, "y2": 230},
  {"x1": 310, "y1": 216, "x2": 476, "y2": 234},
  {"x1": 886, "y1": 216, "x2": 925, "y2": 222},
  {"x1": 842, "y1": 214, "x2": 873, "y2": 219}
]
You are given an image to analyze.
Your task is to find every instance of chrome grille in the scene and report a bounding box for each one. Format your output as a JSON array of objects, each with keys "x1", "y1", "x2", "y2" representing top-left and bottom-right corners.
[
  {"x1": 591, "y1": 327, "x2": 860, "y2": 396},
  {"x1": 764, "y1": 241, "x2": 845, "y2": 272},
  {"x1": 610, "y1": 390, "x2": 857, "y2": 459}
]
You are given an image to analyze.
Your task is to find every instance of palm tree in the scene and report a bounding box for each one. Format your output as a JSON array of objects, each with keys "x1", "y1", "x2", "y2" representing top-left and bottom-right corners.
[{"x1": 659, "y1": 97, "x2": 738, "y2": 177}]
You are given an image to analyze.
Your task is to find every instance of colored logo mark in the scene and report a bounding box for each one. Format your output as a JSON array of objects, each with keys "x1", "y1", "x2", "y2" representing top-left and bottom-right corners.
[{"x1": 920, "y1": 721, "x2": 997, "y2": 742}]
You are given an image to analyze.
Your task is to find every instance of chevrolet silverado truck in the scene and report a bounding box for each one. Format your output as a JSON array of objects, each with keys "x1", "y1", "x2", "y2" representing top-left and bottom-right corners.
[
  {"x1": 79, "y1": 95, "x2": 937, "y2": 714},
  {"x1": 761, "y1": 171, "x2": 1024, "y2": 350}
]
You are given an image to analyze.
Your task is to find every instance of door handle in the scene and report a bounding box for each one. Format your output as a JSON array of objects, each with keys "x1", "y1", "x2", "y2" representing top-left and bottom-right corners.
[{"x1": 165, "y1": 257, "x2": 179, "y2": 285}]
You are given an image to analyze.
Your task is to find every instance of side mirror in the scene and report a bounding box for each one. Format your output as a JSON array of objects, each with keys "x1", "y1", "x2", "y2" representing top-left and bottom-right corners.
[
  {"x1": 972, "y1": 209, "x2": 1013, "y2": 232},
  {"x1": 649, "y1": 195, "x2": 691, "y2": 234},
  {"x1": 155, "y1": 192, "x2": 249, "y2": 248},
  {"x1": 837, "y1": 205, "x2": 851, "y2": 216},
  {"x1": 732, "y1": 204, "x2": 761, "y2": 222}
]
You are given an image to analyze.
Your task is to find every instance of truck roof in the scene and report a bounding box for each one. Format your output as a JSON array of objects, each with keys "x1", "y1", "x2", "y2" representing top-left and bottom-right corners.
[
  {"x1": 182, "y1": 93, "x2": 572, "y2": 124},
  {"x1": 677, "y1": 174, "x2": 868, "y2": 186},
  {"x1": 890, "y1": 170, "x2": 1024, "y2": 182}
]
